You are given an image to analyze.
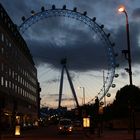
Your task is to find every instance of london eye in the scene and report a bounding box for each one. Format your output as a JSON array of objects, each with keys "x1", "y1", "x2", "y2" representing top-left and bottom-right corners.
[{"x1": 18, "y1": 5, "x2": 118, "y2": 108}]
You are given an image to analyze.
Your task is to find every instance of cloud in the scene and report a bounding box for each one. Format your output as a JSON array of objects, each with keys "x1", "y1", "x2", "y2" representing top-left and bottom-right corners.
[
  {"x1": 1, "y1": 0, "x2": 52, "y2": 25},
  {"x1": 47, "y1": 94, "x2": 59, "y2": 97},
  {"x1": 45, "y1": 78, "x2": 59, "y2": 84},
  {"x1": 24, "y1": 17, "x2": 140, "y2": 73},
  {"x1": 120, "y1": 72, "x2": 127, "y2": 78},
  {"x1": 55, "y1": 98, "x2": 74, "y2": 101},
  {"x1": 112, "y1": 22, "x2": 140, "y2": 68},
  {"x1": 24, "y1": 23, "x2": 109, "y2": 72},
  {"x1": 120, "y1": 69, "x2": 140, "y2": 80},
  {"x1": 132, "y1": 8, "x2": 140, "y2": 19},
  {"x1": 133, "y1": 69, "x2": 140, "y2": 77},
  {"x1": 1, "y1": 0, "x2": 140, "y2": 76}
]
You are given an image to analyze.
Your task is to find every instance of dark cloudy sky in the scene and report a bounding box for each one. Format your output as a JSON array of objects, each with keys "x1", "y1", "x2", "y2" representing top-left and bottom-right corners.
[{"x1": 1, "y1": 0, "x2": 140, "y2": 108}]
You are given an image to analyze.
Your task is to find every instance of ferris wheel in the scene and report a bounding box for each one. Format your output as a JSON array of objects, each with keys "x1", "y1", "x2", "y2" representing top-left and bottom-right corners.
[{"x1": 18, "y1": 5, "x2": 118, "y2": 107}]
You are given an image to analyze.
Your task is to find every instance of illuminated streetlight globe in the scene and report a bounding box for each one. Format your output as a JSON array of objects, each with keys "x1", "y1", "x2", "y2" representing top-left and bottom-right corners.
[{"x1": 118, "y1": 6, "x2": 125, "y2": 12}]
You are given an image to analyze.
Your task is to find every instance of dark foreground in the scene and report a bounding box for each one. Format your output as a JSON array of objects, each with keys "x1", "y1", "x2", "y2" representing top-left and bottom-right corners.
[{"x1": 1, "y1": 125, "x2": 140, "y2": 140}]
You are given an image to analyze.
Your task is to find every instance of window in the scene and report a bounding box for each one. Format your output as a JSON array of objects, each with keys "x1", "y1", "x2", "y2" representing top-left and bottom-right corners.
[
  {"x1": 0, "y1": 12, "x2": 3, "y2": 18},
  {"x1": 9, "y1": 81, "x2": 11, "y2": 88},
  {"x1": 5, "y1": 38, "x2": 9, "y2": 47},
  {"x1": 12, "y1": 83, "x2": 14, "y2": 90},
  {"x1": 12, "y1": 71, "x2": 14, "y2": 79},
  {"x1": 9, "y1": 68, "x2": 11, "y2": 76},
  {"x1": 5, "y1": 80, "x2": 8, "y2": 87},
  {"x1": 15, "y1": 85, "x2": 17, "y2": 92},
  {"x1": 1, "y1": 47, "x2": 4, "y2": 55},
  {"x1": 9, "y1": 42, "x2": 12, "y2": 47},
  {"x1": 1, "y1": 33, "x2": 4, "y2": 42},
  {"x1": 1, "y1": 63, "x2": 4, "y2": 71},
  {"x1": 1, "y1": 76, "x2": 4, "y2": 86}
]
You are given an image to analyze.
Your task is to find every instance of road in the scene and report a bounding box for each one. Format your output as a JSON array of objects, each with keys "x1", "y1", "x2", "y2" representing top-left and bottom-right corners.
[
  {"x1": 1, "y1": 125, "x2": 90, "y2": 140},
  {"x1": 1, "y1": 125, "x2": 140, "y2": 140}
]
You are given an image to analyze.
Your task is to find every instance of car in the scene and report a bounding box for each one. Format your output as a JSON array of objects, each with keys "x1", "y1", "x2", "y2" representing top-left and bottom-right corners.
[
  {"x1": 73, "y1": 120, "x2": 82, "y2": 130},
  {"x1": 73, "y1": 120, "x2": 82, "y2": 127},
  {"x1": 57, "y1": 118, "x2": 73, "y2": 134}
]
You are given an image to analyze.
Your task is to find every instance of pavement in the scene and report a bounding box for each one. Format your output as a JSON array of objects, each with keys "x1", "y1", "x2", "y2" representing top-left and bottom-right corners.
[{"x1": 87, "y1": 130, "x2": 140, "y2": 140}]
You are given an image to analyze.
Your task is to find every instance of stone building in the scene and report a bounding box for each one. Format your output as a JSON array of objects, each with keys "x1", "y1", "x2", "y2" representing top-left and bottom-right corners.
[{"x1": 0, "y1": 3, "x2": 41, "y2": 130}]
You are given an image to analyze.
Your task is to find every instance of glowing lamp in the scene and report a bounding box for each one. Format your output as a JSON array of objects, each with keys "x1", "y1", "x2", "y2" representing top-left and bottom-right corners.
[
  {"x1": 83, "y1": 118, "x2": 90, "y2": 127},
  {"x1": 15, "y1": 125, "x2": 20, "y2": 136},
  {"x1": 118, "y1": 6, "x2": 125, "y2": 12}
]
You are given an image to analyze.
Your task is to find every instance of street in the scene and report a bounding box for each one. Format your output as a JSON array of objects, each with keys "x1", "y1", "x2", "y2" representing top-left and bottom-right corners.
[
  {"x1": 1, "y1": 125, "x2": 140, "y2": 140},
  {"x1": 1, "y1": 125, "x2": 90, "y2": 140}
]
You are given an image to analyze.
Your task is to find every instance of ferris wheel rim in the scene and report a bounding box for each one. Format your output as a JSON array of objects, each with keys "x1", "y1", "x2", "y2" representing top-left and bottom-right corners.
[{"x1": 18, "y1": 5, "x2": 117, "y2": 103}]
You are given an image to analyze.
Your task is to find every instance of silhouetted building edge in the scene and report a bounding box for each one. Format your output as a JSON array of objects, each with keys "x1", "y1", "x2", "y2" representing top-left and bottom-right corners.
[{"x1": 0, "y1": 3, "x2": 40, "y2": 130}]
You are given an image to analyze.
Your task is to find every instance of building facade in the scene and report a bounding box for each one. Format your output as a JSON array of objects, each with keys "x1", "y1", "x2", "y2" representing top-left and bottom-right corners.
[{"x1": 0, "y1": 3, "x2": 40, "y2": 130}]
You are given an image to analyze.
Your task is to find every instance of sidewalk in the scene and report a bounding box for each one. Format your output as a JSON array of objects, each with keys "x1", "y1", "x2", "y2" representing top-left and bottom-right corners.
[{"x1": 87, "y1": 129, "x2": 140, "y2": 140}]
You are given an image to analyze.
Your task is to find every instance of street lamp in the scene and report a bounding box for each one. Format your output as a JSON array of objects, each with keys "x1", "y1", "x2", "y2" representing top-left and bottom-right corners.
[
  {"x1": 118, "y1": 5, "x2": 133, "y2": 85},
  {"x1": 80, "y1": 87, "x2": 85, "y2": 105},
  {"x1": 118, "y1": 6, "x2": 135, "y2": 140}
]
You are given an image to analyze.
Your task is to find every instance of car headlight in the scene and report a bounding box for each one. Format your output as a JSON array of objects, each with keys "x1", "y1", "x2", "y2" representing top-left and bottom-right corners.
[
  {"x1": 68, "y1": 126, "x2": 73, "y2": 131},
  {"x1": 59, "y1": 126, "x2": 62, "y2": 130}
]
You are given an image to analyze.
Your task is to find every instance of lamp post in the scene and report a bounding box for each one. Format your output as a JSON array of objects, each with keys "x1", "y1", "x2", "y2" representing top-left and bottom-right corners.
[
  {"x1": 118, "y1": 6, "x2": 135, "y2": 140},
  {"x1": 118, "y1": 6, "x2": 133, "y2": 85},
  {"x1": 80, "y1": 87, "x2": 85, "y2": 105}
]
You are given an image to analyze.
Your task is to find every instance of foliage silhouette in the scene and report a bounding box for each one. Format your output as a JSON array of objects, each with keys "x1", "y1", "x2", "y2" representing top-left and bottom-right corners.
[{"x1": 113, "y1": 85, "x2": 140, "y2": 118}]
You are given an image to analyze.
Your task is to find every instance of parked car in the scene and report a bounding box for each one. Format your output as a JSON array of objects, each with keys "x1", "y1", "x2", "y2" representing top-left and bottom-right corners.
[
  {"x1": 57, "y1": 118, "x2": 73, "y2": 134},
  {"x1": 73, "y1": 120, "x2": 82, "y2": 130},
  {"x1": 73, "y1": 120, "x2": 82, "y2": 127}
]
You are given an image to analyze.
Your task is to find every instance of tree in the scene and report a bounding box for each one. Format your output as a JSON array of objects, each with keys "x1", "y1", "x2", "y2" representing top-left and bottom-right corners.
[{"x1": 113, "y1": 85, "x2": 140, "y2": 118}]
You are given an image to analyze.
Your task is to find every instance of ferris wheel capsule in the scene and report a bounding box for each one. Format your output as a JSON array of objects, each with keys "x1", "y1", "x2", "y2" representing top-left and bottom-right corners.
[
  {"x1": 63, "y1": 5, "x2": 66, "y2": 10},
  {"x1": 107, "y1": 33, "x2": 110, "y2": 38},
  {"x1": 115, "y1": 74, "x2": 119, "y2": 78},
  {"x1": 100, "y1": 101, "x2": 104, "y2": 106},
  {"x1": 73, "y1": 7, "x2": 77, "y2": 12},
  {"x1": 92, "y1": 17, "x2": 96, "y2": 22},
  {"x1": 52, "y1": 5, "x2": 56, "y2": 10},
  {"x1": 112, "y1": 84, "x2": 116, "y2": 88},
  {"x1": 41, "y1": 6, "x2": 45, "y2": 12},
  {"x1": 21, "y1": 16, "x2": 26, "y2": 21},
  {"x1": 107, "y1": 93, "x2": 111, "y2": 97},
  {"x1": 83, "y1": 11, "x2": 87, "y2": 16},
  {"x1": 100, "y1": 24, "x2": 104, "y2": 29}
]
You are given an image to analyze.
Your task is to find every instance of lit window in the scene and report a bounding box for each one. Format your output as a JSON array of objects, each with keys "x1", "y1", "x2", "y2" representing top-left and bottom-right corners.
[
  {"x1": 12, "y1": 71, "x2": 14, "y2": 79},
  {"x1": 9, "y1": 42, "x2": 12, "y2": 47},
  {"x1": 15, "y1": 85, "x2": 17, "y2": 92},
  {"x1": 1, "y1": 76, "x2": 4, "y2": 86},
  {"x1": 5, "y1": 80, "x2": 8, "y2": 87},
  {"x1": 1, "y1": 12, "x2": 3, "y2": 18},
  {"x1": 9, "y1": 68, "x2": 11, "y2": 76},
  {"x1": 9, "y1": 81, "x2": 11, "y2": 88},
  {"x1": 1, "y1": 33, "x2": 4, "y2": 42},
  {"x1": 12, "y1": 83, "x2": 14, "y2": 90}
]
